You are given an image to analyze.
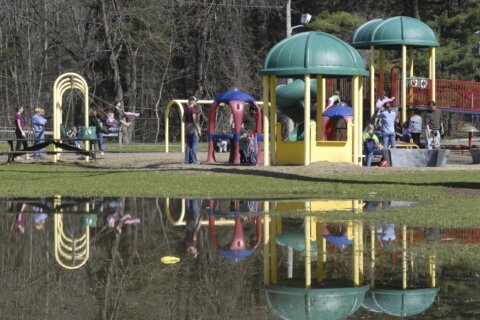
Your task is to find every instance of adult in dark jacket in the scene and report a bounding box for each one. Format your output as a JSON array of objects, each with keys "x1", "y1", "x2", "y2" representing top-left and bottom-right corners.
[{"x1": 89, "y1": 108, "x2": 106, "y2": 157}]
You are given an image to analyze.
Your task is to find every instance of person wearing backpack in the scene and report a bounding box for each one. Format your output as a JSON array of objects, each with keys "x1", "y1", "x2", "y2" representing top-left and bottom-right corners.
[{"x1": 363, "y1": 123, "x2": 379, "y2": 166}]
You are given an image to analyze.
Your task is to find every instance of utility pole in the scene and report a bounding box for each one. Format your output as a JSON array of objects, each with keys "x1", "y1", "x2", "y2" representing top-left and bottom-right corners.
[{"x1": 286, "y1": 0, "x2": 292, "y2": 37}]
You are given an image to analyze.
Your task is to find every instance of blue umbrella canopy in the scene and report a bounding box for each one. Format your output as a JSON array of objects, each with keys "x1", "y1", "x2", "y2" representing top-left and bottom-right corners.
[{"x1": 214, "y1": 90, "x2": 256, "y2": 103}]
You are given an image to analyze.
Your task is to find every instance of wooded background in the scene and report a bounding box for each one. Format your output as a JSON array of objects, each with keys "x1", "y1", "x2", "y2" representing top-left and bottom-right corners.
[{"x1": 0, "y1": 0, "x2": 478, "y2": 142}]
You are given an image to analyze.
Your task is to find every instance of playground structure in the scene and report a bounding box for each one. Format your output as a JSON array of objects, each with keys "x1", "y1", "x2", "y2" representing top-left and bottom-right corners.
[
  {"x1": 350, "y1": 16, "x2": 440, "y2": 123},
  {"x1": 52, "y1": 73, "x2": 91, "y2": 162},
  {"x1": 160, "y1": 16, "x2": 480, "y2": 167},
  {"x1": 261, "y1": 31, "x2": 368, "y2": 166},
  {"x1": 164, "y1": 98, "x2": 266, "y2": 156},
  {"x1": 206, "y1": 90, "x2": 263, "y2": 165}
]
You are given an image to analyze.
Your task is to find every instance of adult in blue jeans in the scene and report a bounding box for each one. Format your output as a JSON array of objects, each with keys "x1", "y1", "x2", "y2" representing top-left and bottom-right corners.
[
  {"x1": 376, "y1": 102, "x2": 397, "y2": 149},
  {"x1": 89, "y1": 108, "x2": 106, "y2": 157},
  {"x1": 184, "y1": 96, "x2": 201, "y2": 164},
  {"x1": 32, "y1": 107, "x2": 47, "y2": 159}
]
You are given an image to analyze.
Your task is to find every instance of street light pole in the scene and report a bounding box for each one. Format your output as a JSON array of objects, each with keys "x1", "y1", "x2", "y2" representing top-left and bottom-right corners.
[{"x1": 286, "y1": 0, "x2": 292, "y2": 37}]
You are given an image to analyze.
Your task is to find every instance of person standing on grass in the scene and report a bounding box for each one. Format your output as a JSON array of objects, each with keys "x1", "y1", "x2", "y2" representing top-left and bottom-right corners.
[
  {"x1": 424, "y1": 100, "x2": 443, "y2": 150},
  {"x1": 376, "y1": 102, "x2": 397, "y2": 149},
  {"x1": 32, "y1": 107, "x2": 47, "y2": 160},
  {"x1": 14, "y1": 106, "x2": 32, "y2": 160},
  {"x1": 184, "y1": 96, "x2": 201, "y2": 164}
]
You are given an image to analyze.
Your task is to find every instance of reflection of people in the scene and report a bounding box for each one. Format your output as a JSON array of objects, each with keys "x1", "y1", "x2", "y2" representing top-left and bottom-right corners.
[
  {"x1": 32, "y1": 107, "x2": 47, "y2": 160},
  {"x1": 106, "y1": 213, "x2": 140, "y2": 233},
  {"x1": 376, "y1": 223, "x2": 396, "y2": 242},
  {"x1": 34, "y1": 205, "x2": 48, "y2": 231},
  {"x1": 424, "y1": 100, "x2": 443, "y2": 150},
  {"x1": 185, "y1": 199, "x2": 201, "y2": 257},
  {"x1": 184, "y1": 96, "x2": 201, "y2": 164},
  {"x1": 15, "y1": 203, "x2": 27, "y2": 234},
  {"x1": 105, "y1": 198, "x2": 140, "y2": 233}
]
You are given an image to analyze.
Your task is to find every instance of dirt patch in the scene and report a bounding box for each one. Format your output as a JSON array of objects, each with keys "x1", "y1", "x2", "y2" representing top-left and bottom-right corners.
[
  {"x1": 445, "y1": 187, "x2": 480, "y2": 196},
  {"x1": 9, "y1": 149, "x2": 480, "y2": 177}
]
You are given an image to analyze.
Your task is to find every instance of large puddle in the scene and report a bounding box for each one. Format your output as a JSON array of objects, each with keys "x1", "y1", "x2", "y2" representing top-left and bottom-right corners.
[{"x1": 0, "y1": 197, "x2": 479, "y2": 319}]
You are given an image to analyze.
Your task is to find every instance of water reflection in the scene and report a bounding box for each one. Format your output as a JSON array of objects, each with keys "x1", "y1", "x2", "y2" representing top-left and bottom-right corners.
[
  {"x1": 0, "y1": 197, "x2": 479, "y2": 319},
  {"x1": 263, "y1": 215, "x2": 438, "y2": 319}
]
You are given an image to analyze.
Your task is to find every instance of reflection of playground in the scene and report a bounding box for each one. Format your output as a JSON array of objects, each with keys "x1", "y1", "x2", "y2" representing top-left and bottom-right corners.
[
  {"x1": 263, "y1": 214, "x2": 439, "y2": 319},
  {"x1": 54, "y1": 202, "x2": 90, "y2": 269},
  {"x1": 53, "y1": 195, "x2": 94, "y2": 270},
  {"x1": 166, "y1": 198, "x2": 264, "y2": 262}
]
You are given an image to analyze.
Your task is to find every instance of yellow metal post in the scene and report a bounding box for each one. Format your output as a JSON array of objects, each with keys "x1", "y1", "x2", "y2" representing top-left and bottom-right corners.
[
  {"x1": 270, "y1": 216, "x2": 278, "y2": 284},
  {"x1": 370, "y1": 226, "x2": 376, "y2": 289},
  {"x1": 263, "y1": 76, "x2": 270, "y2": 166},
  {"x1": 316, "y1": 75, "x2": 323, "y2": 141},
  {"x1": 353, "y1": 221, "x2": 360, "y2": 287},
  {"x1": 359, "y1": 221, "x2": 364, "y2": 283},
  {"x1": 358, "y1": 78, "x2": 364, "y2": 166},
  {"x1": 370, "y1": 45, "x2": 376, "y2": 117},
  {"x1": 379, "y1": 49, "x2": 384, "y2": 93},
  {"x1": 428, "y1": 47, "x2": 433, "y2": 80},
  {"x1": 263, "y1": 211, "x2": 271, "y2": 286},
  {"x1": 402, "y1": 224, "x2": 407, "y2": 290},
  {"x1": 304, "y1": 74, "x2": 311, "y2": 166},
  {"x1": 269, "y1": 76, "x2": 277, "y2": 165},
  {"x1": 431, "y1": 47, "x2": 436, "y2": 101},
  {"x1": 409, "y1": 48, "x2": 414, "y2": 105},
  {"x1": 164, "y1": 100, "x2": 184, "y2": 153},
  {"x1": 401, "y1": 45, "x2": 407, "y2": 123},
  {"x1": 305, "y1": 216, "x2": 312, "y2": 288},
  {"x1": 352, "y1": 76, "x2": 359, "y2": 165},
  {"x1": 316, "y1": 221, "x2": 324, "y2": 282},
  {"x1": 429, "y1": 252, "x2": 436, "y2": 288}
]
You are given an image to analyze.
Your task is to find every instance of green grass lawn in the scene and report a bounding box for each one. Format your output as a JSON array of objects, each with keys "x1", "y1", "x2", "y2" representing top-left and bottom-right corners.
[{"x1": 1, "y1": 160, "x2": 480, "y2": 227}]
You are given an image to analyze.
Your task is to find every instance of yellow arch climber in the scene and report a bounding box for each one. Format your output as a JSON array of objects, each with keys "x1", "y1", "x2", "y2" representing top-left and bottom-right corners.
[{"x1": 52, "y1": 73, "x2": 90, "y2": 162}]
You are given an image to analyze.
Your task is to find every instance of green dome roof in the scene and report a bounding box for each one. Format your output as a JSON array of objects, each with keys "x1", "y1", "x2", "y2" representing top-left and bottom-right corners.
[
  {"x1": 265, "y1": 285, "x2": 369, "y2": 320},
  {"x1": 351, "y1": 16, "x2": 439, "y2": 49},
  {"x1": 362, "y1": 288, "x2": 439, "y2": 316},
  {"x1": 262, "y1": 31, "x2": 368, "y2": 77}
]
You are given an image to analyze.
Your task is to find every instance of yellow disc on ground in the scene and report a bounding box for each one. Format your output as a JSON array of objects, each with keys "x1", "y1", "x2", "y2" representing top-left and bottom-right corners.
[{"x1": 161, "y1": 256, "x2": 181, "y2": 264}]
